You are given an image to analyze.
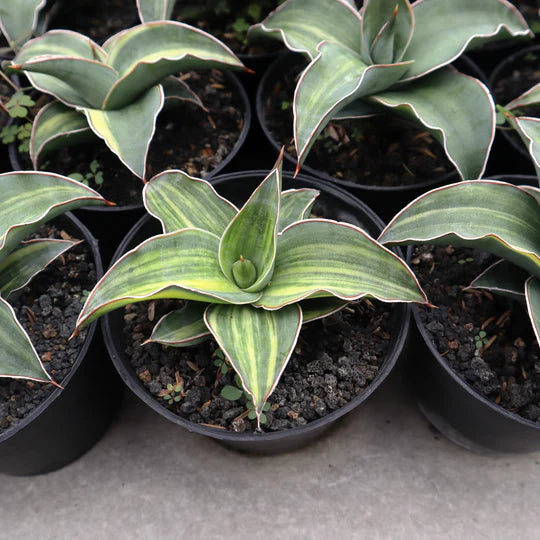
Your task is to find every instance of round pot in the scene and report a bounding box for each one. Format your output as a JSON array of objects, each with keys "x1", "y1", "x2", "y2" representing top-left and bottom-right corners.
[
  {"x1": 9, "y1": 70, "x2": 252, "y2": 266},
  {"x1": 256, "y1": 54, "x2": 486, "y2": 223},
  {"x1": 102, "y1": 170, "x2": 412, "y2": 454},
  {"x1": 488, "y1": 44, "x2": 540, "y2": 177},
  {"x1": 0, "y1": 212, "x2": 122, "y2": 475},
  {"x1": 407, "y1": 175, "x2": 540, "y2": 453}
]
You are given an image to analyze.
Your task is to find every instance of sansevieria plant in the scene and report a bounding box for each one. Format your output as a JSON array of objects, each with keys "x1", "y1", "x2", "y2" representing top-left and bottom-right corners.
[
  {"x1": 497, "y1": 81, "x2": 540, "y2": 182},
  {"x1": 249, "y1": 0, "x2": 532, "y2": 179},
  {"x1": 8, "y1": 21, "x2": 247, "y2": 179},
  {"x1": 378, "y1": 180, "x2": 540, "y2": 343},
  {"x1": 74, "y1": 152, "x2": 428, "y2": 427},
  {"x1": 0, "y1": 171, "x2": 108, "y2": 384},
  {"x1": 0, "y1": 0, "x2": 49, "y2": 51}
]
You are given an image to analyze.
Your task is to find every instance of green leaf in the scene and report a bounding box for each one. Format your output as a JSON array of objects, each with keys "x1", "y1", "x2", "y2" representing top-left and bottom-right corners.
[
  {"x1": 520, "y1": 185, "x2": 540, "y2": 204},
  {"x1": 0, "y1": 171, "x2": 106, "y2": 264},
  {"x1": 469, "y1": 260, "x2": 528, "y2": 301},
  {"x1": 361, "y1": 0, "x2": 414, "y2": 64},
  {"x1": 143, "y1": 170, "x2": 238, "y2": 235},
  {"x1": 0, "y1": 239, "x2": 78, "y2": 300},
  {"x1": 506, "y1": 82, "x2": 540, "y2": 111},
  {"x1": 30, "y1": 101, "x2": 92, "y2": 168},
  {"x1": 0, "y1": 296, "x2": 51, "y2": 383},
  {"x1": 75, "y1": 229, "x2": 262, "y2": 331},
  {"x1": 294, "y1": 41, "x2": 411, "y2": 168},
  {"x1": 300, "y1": 297, "x2": 349, "y2": 323},
  {"x1": 247, "y1": 0, "x2": 363, "y2": 59},
  {"x1": 219, "y1": 162, "x2": 281, "y2": 292},
  {"x1": 278, "y1": 188, "x2": 319, "y2": 231},
  {"x1": 220, "y1": 385, "x2": 244, "y2": 401},
  {"x1": 84, "y1": 85, "x2": 164, "y2": 179},
  {"x1": 0, "y1": 0, "x2": 46, "y2": 48},
  {"x1": 525, "y1": 277, "x2": 540, "y2": 345},
  {"x1": 146, "y1": 302, "x2": 210, "y2": 346},
  {"x1": 402, "y1": 0, "x2": 532, "y2": 80},
  {"x1": 257, "y1": 219, "x2": 427, "y2": 309},
  {"x1": 161, "y1": 76, "x2": 206, "y2": 109},
  {"x1": 371, "y1": 68, "x2": 494, "y2": 180},
  {"x1": 205, "y1": 303, "x2": 302, "y2": 426},
  {"x1": 102, "y1": 22, "x2": 245, "y2": 109},
  {"x1": 137, "y1": 0, "x2": 176, "y2": 22},
  {"x1": 379, "y1": 181, "x2": 540, "y2": 279},
  {"x1": 507, "y1": 116, "x2": 540, "y2": 175},
  {"x1": 13, "y1": 56, "x2": 119, "y2": 109}
]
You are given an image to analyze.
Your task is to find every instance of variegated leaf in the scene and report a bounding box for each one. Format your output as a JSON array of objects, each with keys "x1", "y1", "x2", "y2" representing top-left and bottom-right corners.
[
  {"x1": 204, "y1": 303, "x2": 303, "y2": 426},
  {"x1": 0, "y1": 171, "x2": 106, "y2": 264},
  {"x1": 84, "y1": 85, "x2": 164, "y2": 179},
  {"x1": 256, "y1": 219, "x2": 427, "y2": 309},
  {"x1": 469, "y1": 259, "x2": 528, "y2": 301},
  {"x1": 137, "y1": 0, "x2": 176, "y2": 22},
  {"x1": 278, "y1": 188, "x2": 319, "y2": 231},
  {"x1": 74, "y1": 229, "x2": 262, "y2": 331},
  {"x1": 371, "y1": 68, "x2": 494, "y2": 180},
  {"x1": 219, "y1": 164, "x2": 281, "y2": 293},
  {"x1": 361, "y1": 0, "x2": 414, "y2": 64},
  {"x1": 102, "y1": 22, "x2": 245, "y2": 109},
  {"x1": 300, "y1": 297, "x2": 349, "y2": 323},
  {"x1": 247, "y1": 0, "x2": 363, "y2": 59},
  {"x1": 520, "y1": 185, "x2": 540, "y2": 204},
  {"x1": 525, "y1": 277, "x2": 540, "y2": 344},
  {"x1": 30, "y1": 100, "x2": 92, "y2": 168},
  {"x1": 402, "y1": 0, "x2": 532, "y2": 80},
  {"x1": 379, "y1": 181, "x2": 540, "y2": 278},
  {"x1": 506, "y1": 116, "x2": 540, "y2": 174},
  {"x1": 143, "y1": 170, "x2": 238, "y2": 235},
  {"x1": 146, "y1": 302, "x2": 210, "y2": 346},
  {"x1": 0, "y1": 0, "x2": 46, "y2": 48},
  {"x1": 161, "y1": 76, "x2": 206, "y2": 109},
  {"x1": 0, "y1": 296, "x2": 51, "y2": 383},
  {"x1": 506, "y1": 82, "x2": 540, "y2": 111},
  {"x1": 294, "y1": 41, "x2": 412, "y2": 169},
  {"x1": 0, "y1": 239, "x2": 78, "y2": 300}
]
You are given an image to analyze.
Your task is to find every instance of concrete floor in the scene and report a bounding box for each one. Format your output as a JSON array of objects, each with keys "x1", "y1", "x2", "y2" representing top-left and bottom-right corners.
[{"x1": 1, "y1": 364, "x2": 539, "y2": 540}]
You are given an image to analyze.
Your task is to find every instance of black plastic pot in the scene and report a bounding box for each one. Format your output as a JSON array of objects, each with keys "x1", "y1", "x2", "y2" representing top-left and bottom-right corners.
[
  {"x1": 407, "y1": 175, "x2": 540, "y2": 453},
  {"x1": 0, "y1": 212, "x2": 122, "y2": 475},
  {"x1": 9, "y1": 70, "x2": 252, "y2": 266},
  {"x1": 488, "y1": 44, "x2": 540, "y2": 177},
  {"x1": 102, "y1": 170, "x2": 412, "y2": 454},
  {"x1": 256, "y1": 54, "x2": 487, "y2": 223}
]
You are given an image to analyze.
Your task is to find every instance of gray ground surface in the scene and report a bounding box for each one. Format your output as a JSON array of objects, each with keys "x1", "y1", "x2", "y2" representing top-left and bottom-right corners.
[{"x1": 1, "y1": 363, "x2": 539, "y2": 540}]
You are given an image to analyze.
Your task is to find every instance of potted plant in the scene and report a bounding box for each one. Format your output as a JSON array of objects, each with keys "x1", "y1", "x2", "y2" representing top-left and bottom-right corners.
[
  {"x1": 378, "y1": 179, "x2": 540, "y2": 452},
  {"x1": 0, "y1": 170, "x2": 122, "y2": 475},
  {"x1": 73, "y1": 152, "x2": 427, "y2": 452},
  {"x1": 249, "y1": 0, "x2": 531, "y2": 219},
  {"x1": 7, "y1": 21, "x2": 251, "y2": 259}
]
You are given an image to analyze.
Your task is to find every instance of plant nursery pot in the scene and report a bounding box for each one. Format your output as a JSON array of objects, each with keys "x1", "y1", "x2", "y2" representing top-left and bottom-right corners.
[
  {"x1": 256, "y1": 54, "x2": 487, "y2": 223},
  {"x1": 0, "y1": 212, "x2": 122, "y2": 475},
  {"x1": 488, "y1": 44, "x2": 540, "y2": 177},
  {"x1": 102, "y1": 170, "x2": 412, "y2": 454},
  {"x1": 9, "y1": 70, "x2": 252, "y2": 266},
  {"x1": 406, "y1": 177, "x2": 539, "y2": 454}
]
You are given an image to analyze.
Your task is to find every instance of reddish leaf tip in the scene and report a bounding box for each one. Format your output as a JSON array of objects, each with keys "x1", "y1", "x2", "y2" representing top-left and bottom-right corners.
[
  {"x1": 105, "y1": 200, "x2": 117, "y2": 207},
  {"x1": 49, "y1": 379, "x2": 63, "y2": 390}
]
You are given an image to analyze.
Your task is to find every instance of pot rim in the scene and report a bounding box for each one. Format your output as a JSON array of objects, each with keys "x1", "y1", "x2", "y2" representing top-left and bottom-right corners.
[
  {"x1": 102, "y1": 170, "x2": 412, "y2": 444},
  {"x1": 0, "y1": 211, "x2": 103, "y2": 444}
]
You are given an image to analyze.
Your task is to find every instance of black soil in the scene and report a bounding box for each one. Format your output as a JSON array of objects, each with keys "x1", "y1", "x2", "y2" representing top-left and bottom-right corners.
[
  {"x1": 49, "y1": 0, "x2": 138, "y2": 44},
  {"x1": 172, "y1": 1, "x2": 282, "y2": 56},
  {"x1": 123, "y1": 298, "x2": 392, "y2": 433},
  {"x1": 19, "y1": 70, "x2": 244, "y2": 206},
  {"x1": 413, "y1": 245, "x2": 540, "y2": 422},
  {"x1": 0, "y1": 224, "x2": 96, "y2": 433},
  {"x1": 263, "y1": 58, "x2": 454, "y2": 187}
]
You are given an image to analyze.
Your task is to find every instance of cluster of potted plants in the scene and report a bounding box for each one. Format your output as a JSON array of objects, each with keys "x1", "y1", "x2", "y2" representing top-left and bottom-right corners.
[{"x1": 0, "y1": 0, "x2": 538, "y2": 474}]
